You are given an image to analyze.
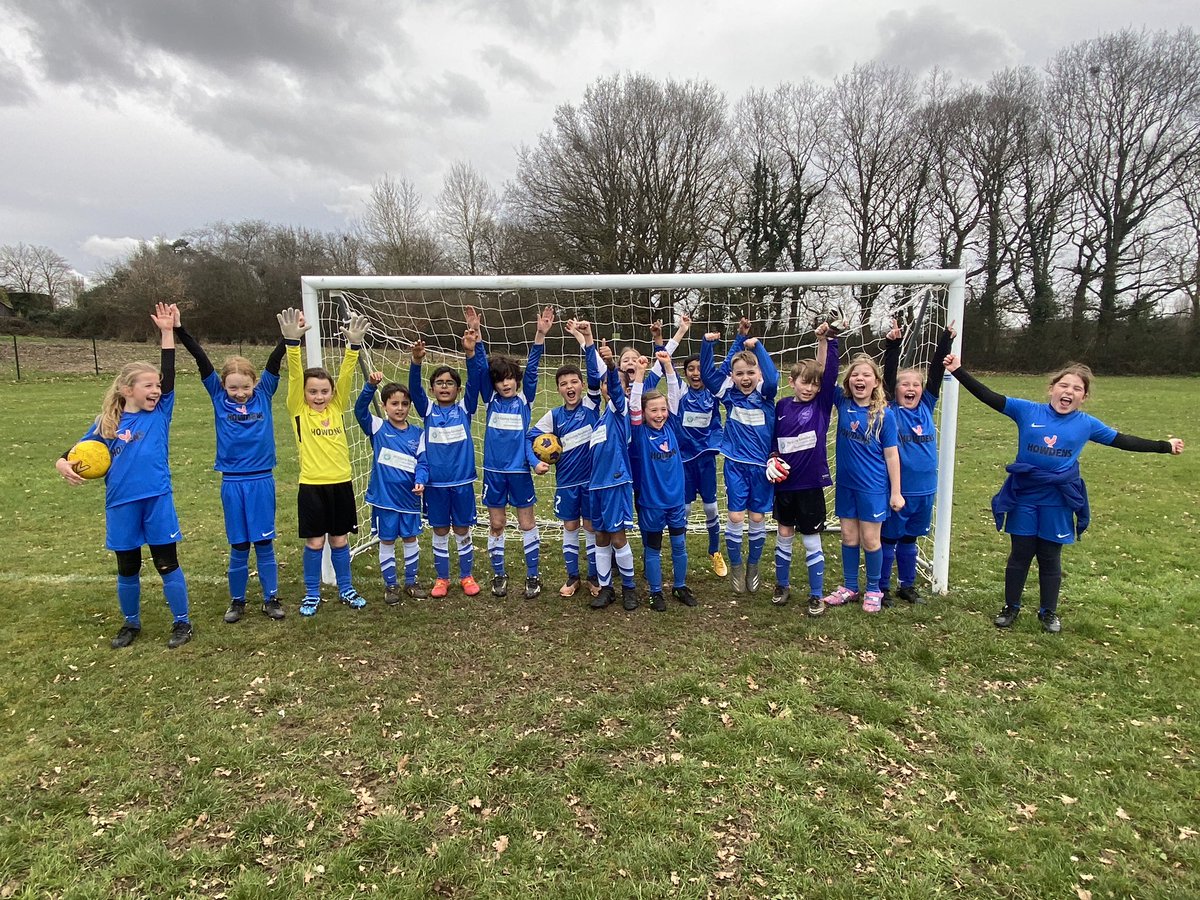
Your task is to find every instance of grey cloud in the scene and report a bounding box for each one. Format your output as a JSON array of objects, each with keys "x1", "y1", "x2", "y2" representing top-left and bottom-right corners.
[
  {"x1": 875, "y1": 6, "x2": 1018, "y2": 80},
  {"x1": 421, "y1": 72, "x2": 490, "y2": 120},
  {"x1": 9, "y1": 0, "x2": 398, "y2": 89},
  {"x1": 482, "y1": 45, "x2": 553, "y2": 95},
  {"x1": 449, "y1": 0, "x2": 645, "y2": 44},
  {"x1": 0, "y1": 48, "x2": 34, "y2": 106}
]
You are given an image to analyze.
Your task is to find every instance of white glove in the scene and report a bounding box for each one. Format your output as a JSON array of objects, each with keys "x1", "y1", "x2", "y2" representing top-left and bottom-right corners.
[
  {"x1": 277, "y1": 307, "x2": 311, "y2": 340},
  {"x1": 343, "y1": 313, "x2": 370, "y2": 346},
  {"x1": 766, "y1": 456, "x2": 791, "y2": 484}
]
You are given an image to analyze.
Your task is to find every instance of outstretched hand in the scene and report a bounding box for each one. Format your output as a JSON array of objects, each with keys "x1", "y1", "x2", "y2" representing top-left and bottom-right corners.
[
  {"x1": 886, "y1": 317, "x2": 902, "y2": 341},
  {"x1": 942, "y1": 353, "x2": 960, "y2": 373},
  {"x1": 738, "y1": 317, "x2": 751, "y2": 337},
  {"x1": 598, "y1": 339, "x2": 615, "y2": 369},
  {"x1": 411, "y1": 340, "x2": 427, "y2": 364},
  {"x1": 343, "y1": 313, "x2": 370, "y2": 346},
  {"x1": 367, "y1": 371, "x2": 384, "y2": 386},
  {"x1": 278, "y1": 308, "x2": 311, "y2": 340},
  {"x1": 1168, "y1": 438, "x2": 1185, "y2": 455},
  {"x1": 536, "y1": 305, "x2": 555, "y2": 337},
  {"x1": 151, "y1": 302, "x2": 175, "y2": 332}
]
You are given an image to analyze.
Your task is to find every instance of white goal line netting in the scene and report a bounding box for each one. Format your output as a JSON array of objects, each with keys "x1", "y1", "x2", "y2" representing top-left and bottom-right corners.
[{"x1": 300, "y1": 272, "x2": 965, "y2": 593}]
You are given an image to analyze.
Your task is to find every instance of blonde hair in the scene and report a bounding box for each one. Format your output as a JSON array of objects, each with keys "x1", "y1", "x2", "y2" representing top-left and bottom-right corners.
[
  {"x1": 730, "y1": 350, "x2": 759, "y2": 371},
  {"x1": 220, "y1": 355, "x2": 258, "y2": 384},
  {"x1": 842, "y1": 354, "x2": 889, "y2": 440},
  {"x1": 790, "y1": 358, "x2": 821, "y2": 385},
  {"x1": 96, "y1": 361, "x2": 159, "y2": 439},
  {"x1": 1048, "y1": 362, "x2": 1093, "y2": 397}
]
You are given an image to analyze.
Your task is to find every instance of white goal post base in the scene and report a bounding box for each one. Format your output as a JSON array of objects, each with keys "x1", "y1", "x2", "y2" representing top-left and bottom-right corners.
[{"x1": 300, "y1": 271, "x2": 965, "y2": 594}]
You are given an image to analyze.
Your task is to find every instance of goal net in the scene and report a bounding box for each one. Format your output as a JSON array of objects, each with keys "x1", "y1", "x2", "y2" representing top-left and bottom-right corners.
[{"x1": 299, "y1": 271, "x2": 965, "y2": 593}]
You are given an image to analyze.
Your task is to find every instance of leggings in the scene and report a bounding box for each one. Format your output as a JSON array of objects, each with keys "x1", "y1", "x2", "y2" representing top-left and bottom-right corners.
[{"x1": 1004, "y1": 534, "x2": 1063, "y2": 614}]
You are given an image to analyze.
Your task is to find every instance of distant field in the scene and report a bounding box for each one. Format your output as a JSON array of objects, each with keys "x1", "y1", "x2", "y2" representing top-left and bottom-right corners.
[{"x1": 1, "y1": 362, "x2": 1197, "y2": 899}]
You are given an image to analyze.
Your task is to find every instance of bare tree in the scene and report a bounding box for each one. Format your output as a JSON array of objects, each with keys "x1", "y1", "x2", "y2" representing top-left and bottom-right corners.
[
  {"x1": 1049, "y1": 27, "x2": 1200, "y2": 352},
  {"x1": 359, "y1": 174, "x2": 445, "y2": 275},
  {"x1": 0, "y1": 242, "x2": 76, "y2": 307},
  {"x1": 720, "y1": 82, "x2": 838, "y2": 328},
  {"x1": 437, "y1": 161, "x2": 499, "y2": 275},
  {"x1": 510, "y1": 73, "x2": 729, "y2": 276},
  {"x1": 829, "y1": 63, "x2": 925, "y2": 318}
]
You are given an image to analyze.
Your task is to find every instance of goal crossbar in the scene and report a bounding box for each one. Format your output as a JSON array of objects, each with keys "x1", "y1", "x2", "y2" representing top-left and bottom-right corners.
[{"x1": 299, "y1": 270, "x2": 965, "y2": 594}]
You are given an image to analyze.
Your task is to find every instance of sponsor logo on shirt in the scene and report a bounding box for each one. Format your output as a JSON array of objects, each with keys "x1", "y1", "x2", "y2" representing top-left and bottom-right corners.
[
  {"x1": 682, "y1": 411, "x2": 711, "y2": 429},
  {"x1": 378, "y1": 447, "x2": 418, "y2": 473},
  {"x1": 560, "y1": 427, "x2": 592, "y2": 453},
  {"x1": 730, "y1": 406, "x2": 766, "y2": 427},
  {"x1": 488, "y1": 411, "x2": 525, "y2": 431},
  {"x1": 428, "y1": 424, "x2": 468, "y2": 444}
]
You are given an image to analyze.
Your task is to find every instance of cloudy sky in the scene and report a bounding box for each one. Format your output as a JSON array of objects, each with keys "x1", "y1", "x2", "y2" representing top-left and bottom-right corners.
[{"x1": 2, "y1": 0, "x2": 1198, "y2": 276}]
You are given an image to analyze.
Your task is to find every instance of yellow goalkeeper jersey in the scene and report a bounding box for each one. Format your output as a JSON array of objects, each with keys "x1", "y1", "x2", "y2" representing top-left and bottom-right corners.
[{"x1": 286, "y1": 343, "x2": 359, "y2": 485}]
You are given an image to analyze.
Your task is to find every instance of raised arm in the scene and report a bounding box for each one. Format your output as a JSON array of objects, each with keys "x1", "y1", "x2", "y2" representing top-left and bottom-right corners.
[
  {"x1": 278, "y1": 307, "x2": 311, "y2": 414},
  {"x1": 464, "y1": 340, "x2": 487, "y2": 415},
  {"x1": 408, "y1": 340, "x2": 429, "y2": 416},
  {"x1": 152, "y1": 303, "x2": 176, "y2": 394},
  {"x1": 944, "y1": 354, "x2": 1006, "y2": 414},
  {"x1": 264, "y1": 339, "x2": 286, "y2": 379},
  {"x1": 883, "y1": 319, "x2": 902, "y2": 398},
  {"x1": 354, "y1": 375, "x2": 381, "y2": 437},
  {"x1": 748, "y1": 337, "x2": 778, "y2": 400},
  {"x1": 628, "y1": 356, "x2": 648, "y2": 426},
  {"x1": 173, "y1": 317, "x2": 215, "y2": 381},
  {"x1": 820, "y1": 328, "x2": 840, "y2": 399},
  {"x1": 659, "y1": 350, "x2": 682, "y2": 416},
  {"x1": 699, "y1": 333, "x2": 725, "y2": 394},
  {"x1": 925, "y1": 324, "x2": 956, "y2": 400}
]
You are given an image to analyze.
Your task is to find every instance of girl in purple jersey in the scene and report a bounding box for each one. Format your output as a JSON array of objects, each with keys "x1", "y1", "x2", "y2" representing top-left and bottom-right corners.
[
  {"x1": 768, "y1": 322, "x2": 838, "y2": 615},
  {"x1": 822, "y1": 354, "x2": 904, "y2": 614},
  {"x1": 55, "y1": 303, "x2": 193, "y2": 650},
  {"x1": 945, "y1": 355, "x2": 1184, "y2": 633}
]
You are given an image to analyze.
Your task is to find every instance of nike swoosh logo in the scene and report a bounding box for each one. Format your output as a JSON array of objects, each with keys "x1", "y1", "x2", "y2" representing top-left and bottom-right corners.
[
  {"x1": 261, "y1": 531, "x2": 275, "y2": 538},
  {"x1": 169, "y1": 531, "x2": 180, "y2": 539},
  {"x1": 1031, "y1": 424, "x2": 1045, "y2": 428},
  {"x1": 1057, "y1": 532, "x2": 1071, "y2": 539},
  {"x1": 873, "y1": 511, "x2": 887, "y2": 519}
]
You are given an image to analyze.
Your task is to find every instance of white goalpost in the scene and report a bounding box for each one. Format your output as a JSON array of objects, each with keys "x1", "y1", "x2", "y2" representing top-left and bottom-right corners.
[{"x1": 299, "y1": 270, "x2": 965, "y2": 593}]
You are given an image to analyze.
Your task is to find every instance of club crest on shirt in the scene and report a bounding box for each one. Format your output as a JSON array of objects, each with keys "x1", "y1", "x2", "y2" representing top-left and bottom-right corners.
[
  {"x1": 117, "y1": 429, "x2": 134, "y2": 443},
  {"x1": 1044, "y1": 435, "x2": 1057, "y2": 448}
]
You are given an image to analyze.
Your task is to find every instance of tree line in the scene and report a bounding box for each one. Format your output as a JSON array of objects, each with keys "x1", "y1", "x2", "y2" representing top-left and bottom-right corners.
[{"x1": 4, "y1": 27, "x2": 1198, "y2": 372}]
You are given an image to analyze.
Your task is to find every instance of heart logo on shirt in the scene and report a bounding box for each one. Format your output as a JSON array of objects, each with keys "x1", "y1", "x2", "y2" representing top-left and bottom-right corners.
[
  {"x1": 851, "y1": 420, "x2": 859, "y2": 431},
  {"x1": 659, "y1": 441, "x2": 670, "y2": 452},
  {"x1": 117, "y1": 429, "x2": 133, "y2": 443},
  {"x1": 1044, "y1": 435, "x2": 1057, "y2": 447},
  {"x1": 237, "y1": 404, "x2": 248, "y2": 415},
  {"x1": 913, "y1": 425, "x2": 923, "y2": 435},
  {"x1": 321, "y1": 418, "x2": 330, "y2": 428}
]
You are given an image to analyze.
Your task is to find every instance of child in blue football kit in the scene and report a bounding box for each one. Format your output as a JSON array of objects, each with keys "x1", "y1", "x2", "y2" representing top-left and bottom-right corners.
[
  {"x1": 878, "y1": 319, "x2": 955, "y2": 606},
  {"x1": 280, "y1": 307, "x2": 372, "y2": 616},
  {"x1": 527, "y1": 350, "x2": 603, "y2": 598},
  {"x1": 175, "y1": 309, "x2": 286, "y2": 624},
  {"x1": 409, "y1": 311, "x2": 487, "y2": 599},
  {"x1": 479, "y1": 306, "x2": 554, "y2": 599},
  {"x1": 629, "y1": 350, "x2": 698, "y2": 612},
  {"x1": 769, "y1": 322, "x2": 839, "y2": 615},
  {"x1": 945, "y1": 355, "x2": 1184, "y2": 633},
  {"x1": 574, "y1": 320, "x2": 640, "y2": 611},
  {"x1": 671, "y1": 315, "x2": 727, "y2": 577},
  {"x1": 355, "y1": 372, "x2": 430, "y2": 605},
  {"x1": 701, "y1": 321, "x2": 779, "y2": 596},
  {"x1": 56, "y1": 303, "x2": 193, "y2": 650},
  {"x1": 822, "y1": 354, "x2": 904, "y2": 614}
]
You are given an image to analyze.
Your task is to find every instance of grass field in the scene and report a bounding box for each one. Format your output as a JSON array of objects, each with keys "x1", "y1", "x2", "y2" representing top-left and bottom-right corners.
[{"x1": 1, "y1": 359, "x2": 1197, "y2": 899}]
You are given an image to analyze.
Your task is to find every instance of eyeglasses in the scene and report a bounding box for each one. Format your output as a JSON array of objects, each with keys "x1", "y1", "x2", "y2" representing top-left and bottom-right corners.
[{"x1": 432, "y1": 379, "x2": 458, "y2": 387}]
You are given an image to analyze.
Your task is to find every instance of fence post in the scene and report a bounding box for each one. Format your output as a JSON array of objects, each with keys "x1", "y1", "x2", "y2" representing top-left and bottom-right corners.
[
  {"x1": 92, "y1": 337, "x2": 100, "y2": 375},
  {"x1": 12, "y1": 334, "x2": 18, "y2": 381}
]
